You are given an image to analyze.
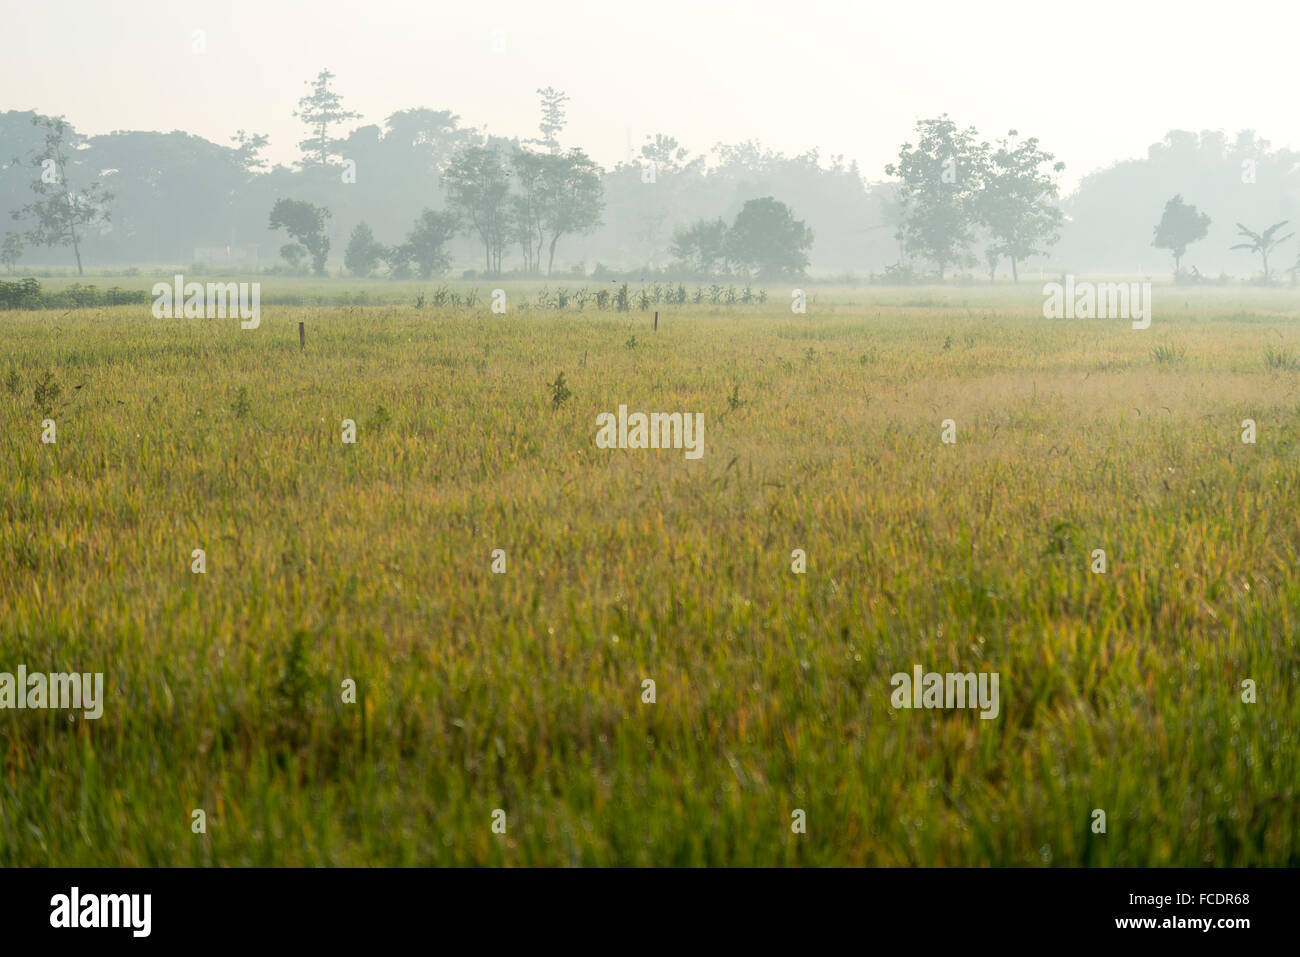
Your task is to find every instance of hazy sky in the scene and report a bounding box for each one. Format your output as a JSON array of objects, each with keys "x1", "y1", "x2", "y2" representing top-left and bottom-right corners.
[{"x1": 4, "y1": 0, "x2": 1298, "y2": 192}]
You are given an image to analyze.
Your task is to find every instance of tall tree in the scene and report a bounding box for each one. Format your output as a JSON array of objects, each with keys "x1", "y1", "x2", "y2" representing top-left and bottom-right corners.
[
  {"x1": 885, "y1": 115, "x2": 986, "y2": 280},
  {"x1": 294, "y1": 69, "x2": 361, "y2": 168},
  {"x1": 974, "y1": 131, "x2": 1064, "y2": 281},
  {"x1": 1231, "y1": 221, "x2": 1293, "y2": 281},
  {"x1": 269, "y1": 198, "x2": 332, "y2": 275},
  {"x1": 444, "y1": 145, "x2": 510, "y2": 275},
  {"x1": 1152, "y1": 195, "x2": 1210, "y2": 274},
  {"x1": 509, "y1": 147, "x2": 548, "y2": 272},
  {"x1": 538, "y1": 148, "x2": 603, "y2": 276},
  {"x1": 14, "y1": 115, "x2": 114, "y2": 276},
  {"x1": 534, "y1": 87, "x2": 569, "y2": 155}
]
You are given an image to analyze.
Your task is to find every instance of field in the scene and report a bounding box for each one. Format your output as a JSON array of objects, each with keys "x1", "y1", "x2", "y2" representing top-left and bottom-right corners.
[{"x1": 1, "y1": 282, "x2": 1297, "y2": 866}]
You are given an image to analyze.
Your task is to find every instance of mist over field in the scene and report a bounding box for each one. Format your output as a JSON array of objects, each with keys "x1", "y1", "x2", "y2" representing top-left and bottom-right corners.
[
  {"x1": 0, "y1": 0, "x2": 1297, "y2": 878},
  {"x1": 4, "y1": 1, "x2": 1300, "y2": 279}
]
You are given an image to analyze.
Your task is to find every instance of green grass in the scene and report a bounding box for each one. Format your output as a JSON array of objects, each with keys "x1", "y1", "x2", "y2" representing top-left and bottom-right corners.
[{"x1": 1, "y1": 287, "x2": 1297, "y2": 865}]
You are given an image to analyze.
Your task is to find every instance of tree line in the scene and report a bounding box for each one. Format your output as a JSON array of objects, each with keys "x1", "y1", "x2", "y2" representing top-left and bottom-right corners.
[{"x1": 5, "y1": 75, "x2": 1300, "y2": 280}]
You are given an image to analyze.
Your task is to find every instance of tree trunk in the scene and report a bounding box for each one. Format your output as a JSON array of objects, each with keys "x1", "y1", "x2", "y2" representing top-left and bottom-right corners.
[
  {"x1": 1011, "y1": 258, "x2": 1019, "y2": 283},
  {"x1": 547, "y1": 233, "x2": 561, "y2": 277},
  {"x1": 70, "y1": 227, "x2": 83, "y2": 276}
]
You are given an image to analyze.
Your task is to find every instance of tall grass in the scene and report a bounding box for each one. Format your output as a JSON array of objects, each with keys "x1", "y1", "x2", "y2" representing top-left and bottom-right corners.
[{"x1": 0, "y1": 293, "x2": 1296, "y2": 865}]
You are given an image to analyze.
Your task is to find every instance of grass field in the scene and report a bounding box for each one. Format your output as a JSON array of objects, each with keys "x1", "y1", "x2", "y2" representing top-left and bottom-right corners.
[{"x1": 1, "y1": 283, "x2": 1297, "y2": 865}]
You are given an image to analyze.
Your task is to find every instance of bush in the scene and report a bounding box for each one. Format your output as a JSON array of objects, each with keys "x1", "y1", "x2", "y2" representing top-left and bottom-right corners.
[{"x1": 0, "y1": 277, "x2": 41, "y2": 309}]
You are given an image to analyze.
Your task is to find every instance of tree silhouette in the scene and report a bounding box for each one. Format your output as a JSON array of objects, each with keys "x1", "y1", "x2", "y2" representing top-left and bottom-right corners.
[
  {"x1": 1152, "y1": 195, "x2": 1210, "y2": 274},
  {"x1": 1231, "y1": 221, "x2": 1293, "y2": 281}
]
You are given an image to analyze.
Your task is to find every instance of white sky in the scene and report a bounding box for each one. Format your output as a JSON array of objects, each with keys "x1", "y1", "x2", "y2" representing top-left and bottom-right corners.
[{"x1": 3, "y1": 0, "x2": 1298, "y2": 192}]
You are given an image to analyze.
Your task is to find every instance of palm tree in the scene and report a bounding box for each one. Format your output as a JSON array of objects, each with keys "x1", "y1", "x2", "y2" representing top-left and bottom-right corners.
[{"x1": 1231, "y1": 221, "x2": 1294, "y2": 281}]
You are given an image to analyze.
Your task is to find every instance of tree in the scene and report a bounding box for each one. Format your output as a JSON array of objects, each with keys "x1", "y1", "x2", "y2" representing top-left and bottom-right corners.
[
  {"x1": 534, "y1": 87, "x2": 569, "y2": 155},
  {"x1": 1231, "y1": 221, "x2": 1293, "y2": 281},
  {"x1": 538, "y1": 148, "x2": 603, "y2": 275},
  {"x1": 230, "y1": 130, "x2": 270, "y2": 174},
  {"x1": 402, "y1": 209, "x2": 458, "y2": 279},
  {"x1": 671, "y1": 218, "x2": 729, "y2": 275},
  {"x1": 1152, "y1": 195, "x2": 1210, "y2": 274},
  {"x1": 279, "y1": 243, "x2": 307, "y2": 271},
  {"x1": 344, "y1": 221, "x2": 384, "y2": 276},
  {"x1": 725, "y1": 197, "x2": 813, "y2": 278},
  {"x1": 1, "y1": 232, "x2": 22, "y2": 273},
  {"x1": 509, "y1": 147, "x2": 548, "y2": 273},
  {"x1": 885, "y1": 115, "x2": 986, "y2": 280},
  {"x1": 294, "y1": 69, "x2": 361, "y2": 168},
  {"x1": 444, "y1": 145, "x2": 510, "y2": 275},
  {"x1": 14, "y1": 115, "x2": 114, "y2": 276},
  {"x1": 269, "y1": 198, "x2": 331, "y2": 275},
  {"x1": 974, "y1": 131, "x2": 1065, "y2": 281}
]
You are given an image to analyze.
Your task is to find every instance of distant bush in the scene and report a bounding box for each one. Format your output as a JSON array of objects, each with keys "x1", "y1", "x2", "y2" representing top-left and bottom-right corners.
[
  {"x1": 0, "y1": 279, "x2": 153, "y2": 309},
  {"x1": 0, "y1": 277, "x2": 42, "y2": 309}
]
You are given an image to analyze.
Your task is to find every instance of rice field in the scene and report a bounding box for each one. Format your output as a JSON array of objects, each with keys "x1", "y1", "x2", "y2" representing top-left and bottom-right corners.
[{"x1": 1, "y1": 282, "x2": 1297, "y2": 865}]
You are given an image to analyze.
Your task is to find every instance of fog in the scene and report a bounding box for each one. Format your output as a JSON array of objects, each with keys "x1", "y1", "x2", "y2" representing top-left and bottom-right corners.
[{"x1": 3, "y1": 0, "x2": 1300, "y2": 278}]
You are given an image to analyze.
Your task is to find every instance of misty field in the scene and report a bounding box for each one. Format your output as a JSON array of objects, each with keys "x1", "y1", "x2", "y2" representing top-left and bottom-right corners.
[{"x1": 1, "y1": 285, "x2": 1297, "y2": 866}]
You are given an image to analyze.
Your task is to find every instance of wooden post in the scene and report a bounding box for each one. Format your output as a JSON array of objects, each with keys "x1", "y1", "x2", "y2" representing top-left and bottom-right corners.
[
  {"x1": 653, "y1": 311, "x2": 658, "y2": 331},
  {"x1": 298, "y1": 321, "x2": 305, "y2": 349}
]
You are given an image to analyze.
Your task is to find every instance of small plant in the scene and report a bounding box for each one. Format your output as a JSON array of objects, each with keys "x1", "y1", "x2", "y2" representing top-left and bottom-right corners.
[
  {"x1": 369, "y1": 404, "x2": 392, "y2": 431},
  {"x1": 804, "y1": 346, "x2": 817, "y2": 363},
  {"x1": 615, "y1": 283, "x2": 630, "y2": 312},
  {"x1": 1264, "y1": 345, "x2": 1300, "y2": 370},
  {"x1": 5, "y1": 366, "x2": 21, "y2": 396},
  {"x1": 415, "y1": 291, "x2": 426, "y2": 309},
  {"x1": 726, "y1": 384, "x2": 744, "y2": 412},
  {"x1": 625, "y1": 335, "x2": 638, "y2": 349},
  {"x1": 230, "y1": 385, "x2": 252, "y2": 418},
  {"x1": 33, "y1": 369, "x2": 60, "y2": 415},
  {"x1": 943, "y1": 335, "x2": 953, "y2": 351},
  {"x1": 548, "y1": 371, "x2": 571, "y2": 409},
  {"x1": 1151, "y1": 343, "x2": 1187, "y2": 364}
]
